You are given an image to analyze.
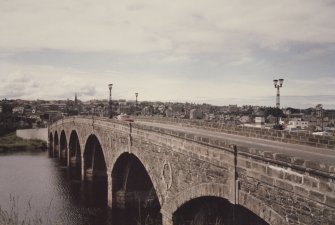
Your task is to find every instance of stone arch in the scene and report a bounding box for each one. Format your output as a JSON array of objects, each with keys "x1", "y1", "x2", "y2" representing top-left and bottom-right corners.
[
  {"x1": 68, "y1": 130, "x2": 82, "y2": 179},
  {"x1": 110, "y1": 149, "x2": 163, "y2": 207},
  {"x1": 165, "y1": 184, "x2": 285, "y2": 225},
  {"x1": 164, "y1": 183, "x2": 231, "y2": 215},
  {"x1": 111, "y1": 152, "x2": 162, "y2": 224},
  {"x1": 83, "y1": 134, "x2": 107, "y2": 181},
  {"x1": 54, "y1": 131, "x2": 59, "y2": 158},
  {"x1": 82, "y1": 134, "x2": 108, "y2": 206},
  {"x1": 59, "y1": 130, "x2": 68, "y2": 164},
  {"x1": 49, "y1": 132, "x2": 53, "y2": 156},
  {"x1": 238, "y1": 191, "x2": 286, "y2": 225},
  {"x1": 173, "y1": 195, "x2": 271, "y2": 225}
]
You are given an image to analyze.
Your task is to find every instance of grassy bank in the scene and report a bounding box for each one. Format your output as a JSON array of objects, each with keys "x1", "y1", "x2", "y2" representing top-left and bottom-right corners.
[{"x1": 0, "y1": 133, "x2": 47, "y2": 153}]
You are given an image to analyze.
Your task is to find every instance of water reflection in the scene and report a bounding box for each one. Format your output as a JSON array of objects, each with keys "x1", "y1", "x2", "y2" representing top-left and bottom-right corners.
[
  {"x1": 0, "y1": 152, "x2": 105, "y2": 225},
  {"x1": 0, "y1": 152, "x2": 163, "y2": 225}
]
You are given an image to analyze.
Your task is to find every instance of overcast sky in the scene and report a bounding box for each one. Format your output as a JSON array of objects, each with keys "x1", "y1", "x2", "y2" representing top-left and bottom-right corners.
[{"x1": 0, "y1": 0, "x2": 334, "y2": 108}]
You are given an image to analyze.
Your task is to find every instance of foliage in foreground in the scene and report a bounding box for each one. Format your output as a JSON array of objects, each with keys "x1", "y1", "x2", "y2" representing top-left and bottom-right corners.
[{"x1": 0, "y1": 195, "x2": 53, "y2": 225}]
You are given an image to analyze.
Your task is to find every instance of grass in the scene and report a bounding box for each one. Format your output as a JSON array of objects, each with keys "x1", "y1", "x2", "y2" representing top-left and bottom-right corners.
[
  {"x1": 0, "y1": 195, "x2": 53, "y2": 225},
  {"x1": 0, "y1": 133, "x2": 47, "y2": 153}
]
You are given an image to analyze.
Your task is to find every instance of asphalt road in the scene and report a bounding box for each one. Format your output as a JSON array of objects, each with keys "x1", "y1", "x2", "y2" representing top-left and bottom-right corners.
[{"x1": 136, "y1": 121, "x2": 335, "y2": 165}]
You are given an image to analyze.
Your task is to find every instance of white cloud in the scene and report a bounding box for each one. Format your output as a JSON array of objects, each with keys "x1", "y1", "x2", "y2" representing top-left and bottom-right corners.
[
  {"x1": 1, "y1": 0, "x2": 334, "y2": 54},
  {"x1": 0, "y1": 0, "x2": 334, "y2": 107}
]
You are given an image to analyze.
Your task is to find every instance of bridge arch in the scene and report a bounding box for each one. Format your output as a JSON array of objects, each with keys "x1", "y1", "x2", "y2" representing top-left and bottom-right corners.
[
  {"x1": 172, "y1": 195, "x2": 271, "y2": 225},
  {"x1": 83, "y1": 134, "x2": 107, "y2": 181},
  {"x1": 166, "y1": 184, "x2": 282, "y2": 225},
  {"x1": 69, "y1": 130, "x2": 82, "y2": 179},
  {"x1": 54, "y1": 131, "x2": 59, "y2": 158},
  {"x1": 59, "y1": 130, "x2": 68, "y2": 164},
  {"x1": 49, "y1": 132, "x2": 53, "y2": 156},
  {"x1": 111, "y1": 152, "x2": 162, "y2": 224},
  {"x1": 164, "y1": 183, "x2": 230, "y2": 216},
  {"x1": 83, "y1": 134, "x2": 108, "y2": 206},
  {"x1": 238, "y1": 191, "x2": 286, "y2": 225}
]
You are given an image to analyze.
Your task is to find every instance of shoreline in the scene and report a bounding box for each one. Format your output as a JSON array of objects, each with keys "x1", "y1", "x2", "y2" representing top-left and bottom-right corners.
[{"x1": 0, "y1": 133, "x2": 47, "y2": 153}]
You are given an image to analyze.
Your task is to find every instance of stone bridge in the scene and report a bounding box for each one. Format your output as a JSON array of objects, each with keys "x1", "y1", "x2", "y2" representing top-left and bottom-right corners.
[{"x1": 48, "y1": 116, "x2": 335, "y2": 225}]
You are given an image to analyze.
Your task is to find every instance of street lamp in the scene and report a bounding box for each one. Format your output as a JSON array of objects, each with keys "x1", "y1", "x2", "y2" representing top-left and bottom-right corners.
[
  {"x1": 273, "y1": 78, "x2": 284, "y2": 127},
  {"x1": 135, "y1": 92, "x2": 138, "y2": 114},
  {"x1": 108, "y1": 83, "x2": 113, "y2": 118}
]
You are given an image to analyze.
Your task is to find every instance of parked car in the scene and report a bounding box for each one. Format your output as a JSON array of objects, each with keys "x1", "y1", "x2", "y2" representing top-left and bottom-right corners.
[{"x1": 117, "y1": 114, "x2": 134, "y2": 122}]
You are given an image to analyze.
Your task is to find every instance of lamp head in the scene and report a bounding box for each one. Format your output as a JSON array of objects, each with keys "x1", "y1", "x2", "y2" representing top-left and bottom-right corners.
[
  {"x1": 279, "y1": 78, "x2": 284, "y2": 87},
  {"x1": 108, "y1": 83, "x2": 113, "y2": 90},
  {"x1": 273, "y1": 79, "x2": 278, "y2": 87}
]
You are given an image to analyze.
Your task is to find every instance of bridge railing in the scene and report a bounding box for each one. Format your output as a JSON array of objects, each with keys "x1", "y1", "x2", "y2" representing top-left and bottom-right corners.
[
  {"x1": 49, "y1": 116, "x2": 335, "y2": 177},
  {"x1": 49, "y1": 115, "x2": 335, "y2": 150},
  {"x1": 135, "y1": 116, "x2": 335, "y2": 150}
]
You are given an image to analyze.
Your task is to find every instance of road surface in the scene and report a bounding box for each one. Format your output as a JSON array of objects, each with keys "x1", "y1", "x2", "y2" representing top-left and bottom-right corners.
[{"x1": 136, "y1": 121, "x2": 335, "y2": 165}]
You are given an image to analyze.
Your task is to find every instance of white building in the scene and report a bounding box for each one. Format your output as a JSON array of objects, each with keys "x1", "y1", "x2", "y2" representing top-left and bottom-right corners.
[
  {"x1": 286, "y1": 118, "x2": 309, "y2": 130},
  {"x1": 13, "y1": 106, "x2": 25, "y2": 114}
]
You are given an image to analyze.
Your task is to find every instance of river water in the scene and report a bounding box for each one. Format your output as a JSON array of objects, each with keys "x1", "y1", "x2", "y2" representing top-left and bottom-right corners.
[
  {"x1": 0, "y1": 151, "x2": 114, "y2": 225},
  {"x1": 0, "y1": 151, "x2": 269, "y2": 225}
]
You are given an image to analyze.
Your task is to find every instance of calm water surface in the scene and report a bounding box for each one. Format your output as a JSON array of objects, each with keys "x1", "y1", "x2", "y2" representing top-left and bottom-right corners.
[{"x1": 0, "y1": 151, "x2": 111, "y2": 225}]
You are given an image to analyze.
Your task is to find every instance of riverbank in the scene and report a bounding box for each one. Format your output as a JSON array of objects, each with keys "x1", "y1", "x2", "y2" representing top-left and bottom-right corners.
[{"x1": 0, "y1": 133, "x2": 47, "y2": 153}]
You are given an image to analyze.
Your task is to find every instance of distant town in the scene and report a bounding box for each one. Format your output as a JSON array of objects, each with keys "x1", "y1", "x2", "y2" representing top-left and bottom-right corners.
[{"x1": 1, "y1": 94, "x2": 334, "y2": 136}]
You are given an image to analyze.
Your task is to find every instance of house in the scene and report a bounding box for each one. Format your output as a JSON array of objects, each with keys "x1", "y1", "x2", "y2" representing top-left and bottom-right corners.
[
  {"x1": 12, "y1": 106, "x2": 25, "y2": 114},
  {"x1": 286, "y1": 118, "x2": 309, "y2": 130}
]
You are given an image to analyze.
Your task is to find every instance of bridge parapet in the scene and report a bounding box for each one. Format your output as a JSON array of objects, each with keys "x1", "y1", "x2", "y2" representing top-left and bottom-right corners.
[{"x1": 136, "y1": 116, "x2": 335, "y2": 150}]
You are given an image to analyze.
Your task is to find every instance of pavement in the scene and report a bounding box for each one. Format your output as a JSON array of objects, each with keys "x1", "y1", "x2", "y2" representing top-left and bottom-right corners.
[{"x1": 136, "y1": 121, "x2": 335, "y2": 165}]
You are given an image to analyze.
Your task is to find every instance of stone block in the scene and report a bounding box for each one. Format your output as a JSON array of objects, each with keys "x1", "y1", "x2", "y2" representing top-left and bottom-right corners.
[
  {"x1": 236, "y1": 145, "x2": 249, "y2": 153},
  {"x1": 309, "y1": 190, "x2": 325, "y2": 203},
  {"x1": 274, "y1": 153, "x2": 292, "y2": 163},
  {"x1": 284, "y1": 172, "x2": 303, "y2": 184},
  {"x1": 260, "y1": 175, "x2": 274, "y2": 185},
  {"x1": 319, "y1": 181, "x2": 333, "y2": 192},
  {"x1": 276, "y1": 179, "x2": 294, "y2": 191},
  {"x1": 294, "y1": 185, "x2": 309, "y2": 197},
  {"x1": 325, "y1": 196, "x2": 335, "y2": 208},
  {"x1": 267, "y1": 166, "x2": 284, "y2": 179},
  {"x1": 292, "y1": 157, "x2": 305, "y2": 166},
  {"x1": 263, "y1": 151, "x2": 274, "y2": 159},
  {"x1": 201, "y1": 137, "x2": 209, "y2": 143},
  {"x1": 252, "y1": 162, "x2": 267, "y2": 173}
]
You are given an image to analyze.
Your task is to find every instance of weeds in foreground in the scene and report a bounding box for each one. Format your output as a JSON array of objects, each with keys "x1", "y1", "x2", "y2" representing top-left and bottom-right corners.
[{"x1": 0, "y1": 195, "x2": 53, "y2": 225}]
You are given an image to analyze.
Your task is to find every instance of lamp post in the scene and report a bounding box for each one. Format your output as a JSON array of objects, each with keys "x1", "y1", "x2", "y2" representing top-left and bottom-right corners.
[
  {"x1": 273, "y1": 78, "x2": 284, "y2": 127},
  {"x1": 135, "y1": 92, "x2": 138, "y2": 114},
  {"x1": 108, "y1": 83, "x2": 113, "y2": 118}
]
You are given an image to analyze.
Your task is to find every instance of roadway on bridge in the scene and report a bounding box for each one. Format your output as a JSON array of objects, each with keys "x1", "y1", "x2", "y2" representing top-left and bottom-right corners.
[{"x1": 136, "y1": 121, "x2": 335, "y2": 165}]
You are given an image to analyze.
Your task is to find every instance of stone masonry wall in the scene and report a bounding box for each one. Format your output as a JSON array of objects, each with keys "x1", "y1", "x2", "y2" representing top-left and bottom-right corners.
[{"x1": 49, "y1": 117, "x2": 335, "y2": 225}]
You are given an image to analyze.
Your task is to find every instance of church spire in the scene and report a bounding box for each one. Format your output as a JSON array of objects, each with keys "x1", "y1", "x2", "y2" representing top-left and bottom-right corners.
[{"x1": 75, "y1": 93, "x2": 78, "y2": 106}]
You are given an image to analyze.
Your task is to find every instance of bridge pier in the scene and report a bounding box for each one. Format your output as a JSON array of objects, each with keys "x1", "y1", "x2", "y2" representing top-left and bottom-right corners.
[
  {"x1": 81, "y1": 156, "x2": 85, "y2": 181},
  {"x1": 67, "y1": 146, "x2": 70, "y2": 167},
  {"x1": 54, "y1": 144, "x2": 59, "y2": 158},
  {"x1": 161, "y1": 210, "x2": 173, "y2": 225},
  {"x1": 108, "y1": 175, "x2": 113, "y2": 208}
]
